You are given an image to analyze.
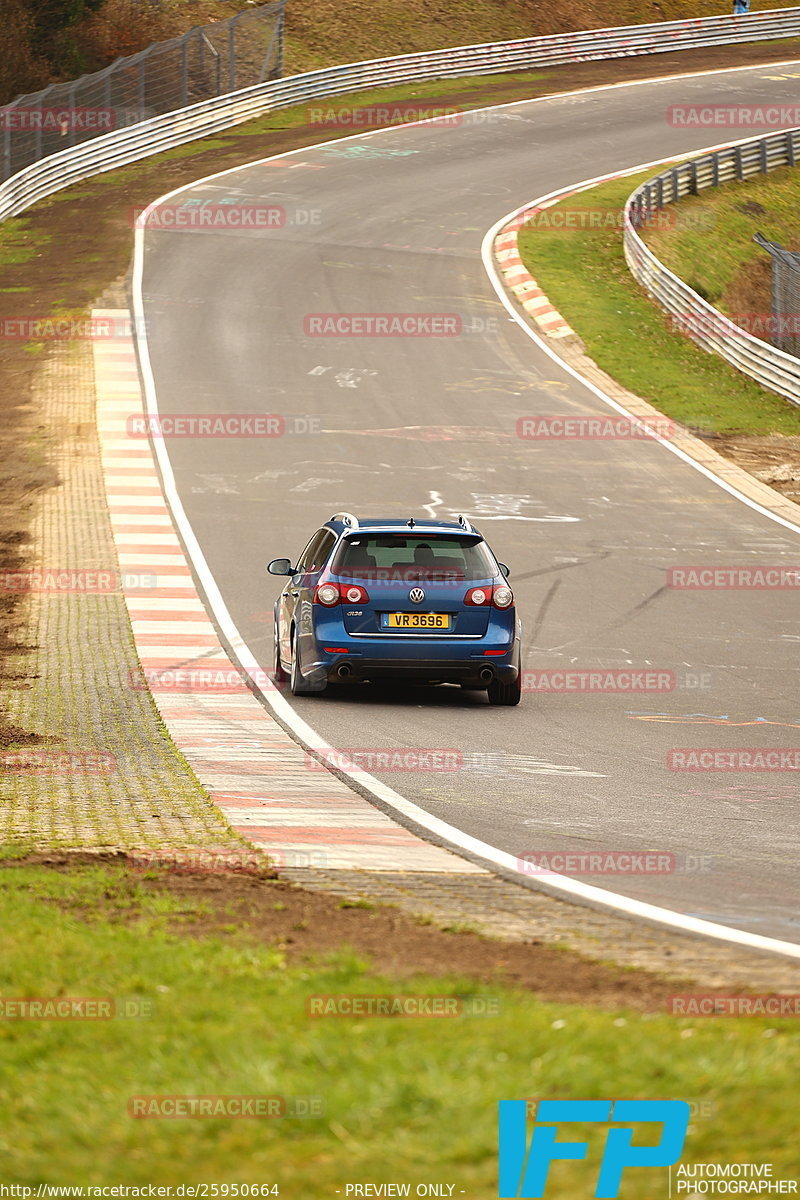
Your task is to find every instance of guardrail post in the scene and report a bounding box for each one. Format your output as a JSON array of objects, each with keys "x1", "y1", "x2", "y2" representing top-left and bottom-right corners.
[
  {"x1": 788, "y1": 129, "x2": 797, "y2": 168},
  {"x1": 760, "y1": 138, "x2": 768, "y2": 174},
  {"x1": 138, "y1": 53, "x2": 146, "y2": 120},
  {"x1": 689, "y1": 160, "x2": 698, "y2": 194},
  {"x1": 712, "y1": 151, "x2": 719, "y2": 187},
  {"x1": 735, "y1": 146, "x2": 744, "y2": 181},
  {"x1": 275, "y1": 7, "x2": 285, "y2": 79},
  {"x1": 68, "y1": 82, "x2": 77, "y2": 148},
  {"x1": 33, "y1": 84, "x2": 51, "y2": 164},
  {"x1": 180, "y1": 34, "x2": 189, "y2": 106}
]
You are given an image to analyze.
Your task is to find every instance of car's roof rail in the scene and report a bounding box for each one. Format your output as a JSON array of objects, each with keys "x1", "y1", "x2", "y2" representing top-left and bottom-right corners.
[
  {"x1": 456, "y1": 513, "x2": 473, "y2": 533},
  {"x1": 330, "y1": 511, "x2": 359, "y2": 529}
]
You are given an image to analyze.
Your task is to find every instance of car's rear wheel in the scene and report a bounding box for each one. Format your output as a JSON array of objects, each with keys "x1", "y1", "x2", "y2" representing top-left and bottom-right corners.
[
  {"x1": 487, "y1": 671, "x2": 522, "y2": 707},
  {"x1": 289, "y1": 629, "x2": 325, "y2": 696},
  {"x1": 273, "y1": 622, "x2": 289, "y2": 685}
]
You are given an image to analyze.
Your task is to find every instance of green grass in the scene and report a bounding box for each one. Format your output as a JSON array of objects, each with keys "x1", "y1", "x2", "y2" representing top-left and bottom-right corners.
[
  {"x1": 0, "y1": 857, "x2": 798, "y2": 1189},
  {"x1": 518, "y1": 172, "x2": 800, "y2": 436},
  {"x1": 642, "y1": 163, "x2": 800, "y2": 307},
  {"x1": 0, "y1": 219, "x2": 50, "y2": 267}
]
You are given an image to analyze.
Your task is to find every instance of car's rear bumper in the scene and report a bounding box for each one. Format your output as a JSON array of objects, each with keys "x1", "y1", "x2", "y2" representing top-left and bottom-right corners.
[
  {"x1": 325, "y1": 656, "x2": 519, "y2": 685},
  {"x1": 303, "y1": 614, "x2": 520, "y2": 686}
]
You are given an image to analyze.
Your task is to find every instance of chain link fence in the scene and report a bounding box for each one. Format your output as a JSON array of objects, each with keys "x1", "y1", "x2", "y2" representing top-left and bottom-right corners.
[
  {"x1": 753, "y1": 232, "x2": 800, "y2": 357},
  {"x1": 0, "y1": 1, "x2": 286, "y2": 183}
]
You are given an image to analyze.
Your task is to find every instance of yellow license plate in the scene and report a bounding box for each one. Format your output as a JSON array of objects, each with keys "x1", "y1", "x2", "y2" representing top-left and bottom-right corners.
[{"x1": 387, "y1": 612, "x2": 450, "y2": 630}]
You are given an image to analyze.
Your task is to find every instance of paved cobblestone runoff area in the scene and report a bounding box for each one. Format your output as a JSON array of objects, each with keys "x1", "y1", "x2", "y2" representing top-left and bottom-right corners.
[{"x1": 0, "y1": 336, "x2": 251, "y2": 854}]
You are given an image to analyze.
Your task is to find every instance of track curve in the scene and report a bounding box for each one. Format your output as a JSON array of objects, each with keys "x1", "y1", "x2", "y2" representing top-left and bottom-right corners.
[{"x1": 136, "y1": 61, "x2": 800, "y2": 944}]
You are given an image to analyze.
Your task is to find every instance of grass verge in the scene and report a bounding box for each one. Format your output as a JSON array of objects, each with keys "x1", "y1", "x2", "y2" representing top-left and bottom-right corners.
[
  {"x1": 640, "y1": 162, "x2": 800, "y2": 323},
  {"x1": 0, "y1": 855, "x2": 798, "y2": 1189},
  {"x1": 517, "y1": 171, "x2": 800, "y2": 436}
]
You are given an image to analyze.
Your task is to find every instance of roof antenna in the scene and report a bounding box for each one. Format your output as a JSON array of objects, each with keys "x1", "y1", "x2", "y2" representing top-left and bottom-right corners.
[{"x1": 407, "y1": 518, "x2": 416, "y2": 529}]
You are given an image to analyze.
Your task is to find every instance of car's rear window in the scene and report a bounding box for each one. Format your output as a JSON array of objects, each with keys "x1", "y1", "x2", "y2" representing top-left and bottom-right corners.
[{"x1": 332, "y1": 534, "x2": 497, "y2": 583}]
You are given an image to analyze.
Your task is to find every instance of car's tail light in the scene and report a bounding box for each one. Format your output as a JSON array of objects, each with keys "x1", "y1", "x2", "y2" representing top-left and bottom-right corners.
[
  {"x1": 314, "y1": 582, "x2": 370, "y2": 606},
  {"x1": 464, "y1": 587, "x2": 490, "y2": 606},
  {"x1": 464, "y1": 585, "x2": 514, "y2": 608},
  {"x1": 314, "y1": 583, "x2": 341, "y2": 606},
  {"x1": 492, "y1": 585, "x2": 514, "y2": 609}
]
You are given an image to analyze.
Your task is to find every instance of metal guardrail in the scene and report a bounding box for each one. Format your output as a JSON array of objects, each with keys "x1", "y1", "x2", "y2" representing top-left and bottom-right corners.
[
  {"x1": 625, "y1": 130, "x2": 800, "y2": 404},
  {"x1": 3, "y1": 8, "x2": 800, "y2": 226},
  {"x1": 1, "y1": 1, "x2": 287, "y2": 184}
]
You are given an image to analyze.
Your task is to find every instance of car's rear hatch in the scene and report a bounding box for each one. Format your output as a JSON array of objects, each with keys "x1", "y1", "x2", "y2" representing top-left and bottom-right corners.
[{"x1": 332, "y1": 532, "x2": 498, "y2": 638}]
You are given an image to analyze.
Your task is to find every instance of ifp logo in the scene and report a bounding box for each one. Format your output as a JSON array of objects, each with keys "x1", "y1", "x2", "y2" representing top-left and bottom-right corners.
[{"x1": 498, "y1": 1099, "x2": 689, "y2": 1197}]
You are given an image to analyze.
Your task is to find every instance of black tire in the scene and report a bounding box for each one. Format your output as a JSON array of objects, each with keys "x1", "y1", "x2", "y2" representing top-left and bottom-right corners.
[
  {"x1": 273, "y1": 622, "x2": 289, "y2": 684},
  {"x1": 487, "y1": 671, "x2": 522, "y2": 707},
  {"x1": 289, "y1": 630, "x2": 326, "y2": 696}
]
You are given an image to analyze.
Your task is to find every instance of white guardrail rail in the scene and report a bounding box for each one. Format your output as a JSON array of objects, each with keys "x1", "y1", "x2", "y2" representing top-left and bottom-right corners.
[
  {"x1": 625, "y1": 132, "x2": 800, "y2": 404},
  {"x1": 3, "y1": 8, "x2": 800, "y2": 224}
]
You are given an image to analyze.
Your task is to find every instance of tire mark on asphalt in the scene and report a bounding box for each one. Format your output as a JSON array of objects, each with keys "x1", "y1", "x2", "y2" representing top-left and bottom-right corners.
[{"x1": 527, "y1": 578, "x2": 561, "y2": 648}]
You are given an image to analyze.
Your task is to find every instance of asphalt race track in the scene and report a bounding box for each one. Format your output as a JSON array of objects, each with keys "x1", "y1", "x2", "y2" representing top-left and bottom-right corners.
[{"x1": 138, "y1": 62, "x2": 800, "y2": 943}]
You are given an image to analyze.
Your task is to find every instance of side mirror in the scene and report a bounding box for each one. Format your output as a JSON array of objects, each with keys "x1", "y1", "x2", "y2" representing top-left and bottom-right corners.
[
  {"x1": 498, "y1": 562, "x2": 511, "y2": 579},
  {"x1": 267, "y1": 557, "x2": 296, "y2": 577}
]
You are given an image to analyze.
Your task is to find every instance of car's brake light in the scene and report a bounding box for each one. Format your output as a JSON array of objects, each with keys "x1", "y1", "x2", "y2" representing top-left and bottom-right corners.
[
  {"x1": 342, "y1": 584, "x2": 369, "y2": 603},
  {"x1": 464, "y1": 584, "x2": 514, "y2": 609},
  {"x1": 314, "y1": 582, "x2": 370, "y2": 606}
]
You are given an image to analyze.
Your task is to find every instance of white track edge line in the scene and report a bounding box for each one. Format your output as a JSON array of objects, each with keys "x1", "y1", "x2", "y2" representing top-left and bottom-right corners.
[{"x1": 130, "y1": 65, "x2": 800, "y2": 960}]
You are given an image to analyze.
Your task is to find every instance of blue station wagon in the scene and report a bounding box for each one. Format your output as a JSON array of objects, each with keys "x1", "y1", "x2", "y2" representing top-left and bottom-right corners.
[{"x1": 268, "y1": 513, "x2": 522, "y2": 705}]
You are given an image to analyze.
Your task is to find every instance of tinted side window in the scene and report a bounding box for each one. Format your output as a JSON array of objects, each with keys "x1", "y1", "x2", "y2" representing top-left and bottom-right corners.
[
  {"x1": 294, "y1": 532, "x2": 322, "y2": 573},
  {"x1": 307, "y1": 530, "x2": 336, "y2": 572},
  {"x1": 297, "y1": 529, "x2": 335, "y2": 574}
]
